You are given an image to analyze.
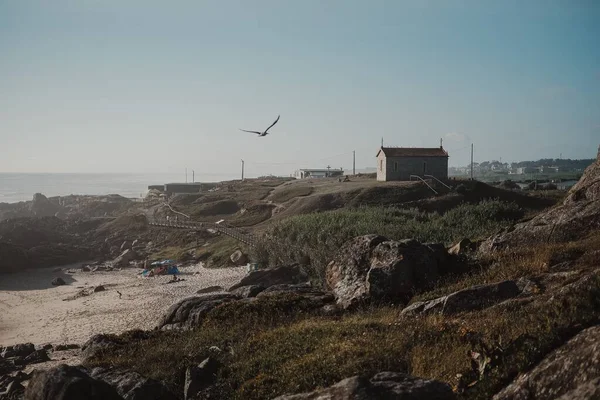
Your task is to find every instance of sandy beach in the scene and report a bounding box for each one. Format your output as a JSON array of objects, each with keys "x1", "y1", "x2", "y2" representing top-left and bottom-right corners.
[{"x1": 0, "y1": 263, "x2": 246, "y2": 347}]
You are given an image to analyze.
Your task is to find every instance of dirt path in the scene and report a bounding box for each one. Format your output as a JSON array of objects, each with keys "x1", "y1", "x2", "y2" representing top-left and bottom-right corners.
[{"x1": 0, "y1": 263, "x2": 246, "y2": 346}]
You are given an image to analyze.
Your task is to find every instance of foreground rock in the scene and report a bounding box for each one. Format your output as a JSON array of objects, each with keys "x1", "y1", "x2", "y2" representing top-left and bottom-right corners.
[
  {"x1": 273, "y1": 372, "x2": 455, "y2": 400},
  {"x1": 24, "y1": 364, "x2": 123, "y2": 400},
  {"x1": 401, "y1": 280, "x2": 524, "y2": 316},
  {"x1": 159, "y1": 293, "x2": 240, "y2": 330},
  {"x1": 90, "y1": 368, "x2": 177, "y2": 400},
  {"x1": 493, "y1": 325, "x2": 600, "y2": 400},
  {"x1": 184, "y1": 357, "x2": 220, "y2": 400},
  {"x1": 228, "y1": 264, "x2": 309, "y2": 292},
  {"x1": 326, "y1": 235, "x2": 442, "y2": 309}
]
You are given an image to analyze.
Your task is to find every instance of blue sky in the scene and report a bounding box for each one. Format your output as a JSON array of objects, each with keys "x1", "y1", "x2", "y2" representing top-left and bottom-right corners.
[{"x1": 1, "y1": 0, "x2": 599, "y2": 176}]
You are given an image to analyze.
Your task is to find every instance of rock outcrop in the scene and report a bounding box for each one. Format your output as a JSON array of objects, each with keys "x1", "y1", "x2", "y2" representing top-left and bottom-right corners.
[
  {"x1": 81, "y1": 334, "x2": 123, "y2": 363},
  {"x1": 159, "y1": 293, "x2": 240, "y2": 330},
  {"x1": 493, "y1": 325, "x2": 600, "y2": 400},
  {"x1": 24, "y1": 364, "x2": 123, "y2": 400},
  {"x1": 184, "y1": 357, "x2": 220, "y2": 400},
  {"x1": 228, "y1": 264, "x2": 309, "y2": 292},
  {"x1": 112, "y1": 249, "x2": 137, "y2": 268},
  {"x1": 30, "y1": 193, "x2": 62, "y2": 218},
  {"x1": 230, "y1": 250, "x2": 248, "y2": 266},
  {"x1": 482, "y1": 148, "x2": 600, "y2": 251},
  {"x1": 51, "y1": 277, "x2": 66, "y2": 286},
  {"x1": 272, "y1": 371, "x2": 455, "y2": 400},
  {"x1": 90, "y1": 368, "x2": 177, "y2": 400},
  {"x1": 326, "y1": 235, "x2": 442, "y2": 309},
  {"x1": 401, "y1": 280, "x2": 524, "y2": 316},
  {"x1": 229, "y1": 284, "x2": 266, "y2": 298}
]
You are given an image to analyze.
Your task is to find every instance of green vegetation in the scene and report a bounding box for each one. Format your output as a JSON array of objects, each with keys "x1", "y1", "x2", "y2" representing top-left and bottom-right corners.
[
  {"x1": 88, "y1": 235, "x2": 600, "y2": 399},
  {"x1": 253, "y1": 200, "x2": 524, "y2": 280},
  {"x1": 197, "y1": 236, "x2": 247, "y2": 268},
  {"x1": 269, "y1": 185, "x2": 314, "y2": 203}
]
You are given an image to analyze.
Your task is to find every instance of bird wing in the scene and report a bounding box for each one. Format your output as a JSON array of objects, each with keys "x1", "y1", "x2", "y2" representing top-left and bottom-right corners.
[
  {"x1": 264, "y1": 115, "x2": 280, "y2": 133},
  {"x1": 239, "y1": 129, "x2": 263, "y2": 135}
]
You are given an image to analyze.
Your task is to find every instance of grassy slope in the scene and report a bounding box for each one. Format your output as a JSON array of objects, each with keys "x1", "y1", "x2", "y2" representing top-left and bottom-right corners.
[{"x1": 88, "y1": 234, "x2": 600, "y2": 400}]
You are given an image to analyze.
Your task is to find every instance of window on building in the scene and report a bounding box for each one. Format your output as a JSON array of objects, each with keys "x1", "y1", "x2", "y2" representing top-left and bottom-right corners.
[
  {"x1": 380, "y1": 160, "x2": 383, "y2": 171},
  {"x1": 394, "y1": 162, "x2": 398, "y2": 172}
]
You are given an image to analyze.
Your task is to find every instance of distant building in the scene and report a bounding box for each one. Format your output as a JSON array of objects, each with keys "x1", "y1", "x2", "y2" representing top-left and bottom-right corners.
[
  {"x1": 516, "y1": 167, "x2": 539, "y2": 174},
  {"x1": 294, "y1": 168, "x2": 344, "y2": 179},
  {"x1": 376, "y1": 146, "x2": 449, "y2": 181},
  {"x1": 163, "y1": 182, "x2": 204, "y2": 195}
]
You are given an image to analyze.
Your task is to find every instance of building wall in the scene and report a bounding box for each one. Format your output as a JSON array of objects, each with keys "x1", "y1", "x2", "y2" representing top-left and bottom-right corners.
[
  {"x1": 377, "y1": 153, "x2": 387, "y2": 181},
  {"x1": 378, "y1": 155, "x2": 448, "y2": 181}
]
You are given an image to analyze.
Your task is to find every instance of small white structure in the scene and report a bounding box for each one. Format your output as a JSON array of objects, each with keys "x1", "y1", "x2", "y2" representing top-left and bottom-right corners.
[{"x1": 293, "y1": 168, "x2": 344, "y2": 179}]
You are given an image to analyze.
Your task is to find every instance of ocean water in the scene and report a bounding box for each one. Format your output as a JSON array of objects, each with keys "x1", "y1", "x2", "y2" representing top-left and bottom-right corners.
[{"x1": 0, "y1": 173, "x2": 237, "y2": 203}]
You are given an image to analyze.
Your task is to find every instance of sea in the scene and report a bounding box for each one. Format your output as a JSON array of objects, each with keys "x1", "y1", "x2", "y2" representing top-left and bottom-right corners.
[{"x1": 0, "y1": 173, "x2": 237, "y2": 204}]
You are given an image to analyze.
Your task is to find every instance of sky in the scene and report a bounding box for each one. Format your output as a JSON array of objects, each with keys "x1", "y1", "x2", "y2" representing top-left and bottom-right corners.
[{"x1": 1, "y1": 0, "x2": 599, "y2": 177}]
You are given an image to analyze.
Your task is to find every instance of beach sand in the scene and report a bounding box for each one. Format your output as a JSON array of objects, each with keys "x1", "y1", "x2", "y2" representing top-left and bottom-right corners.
[{"x1": 0, "y1": 263, "x2": 246, "y2": 347}]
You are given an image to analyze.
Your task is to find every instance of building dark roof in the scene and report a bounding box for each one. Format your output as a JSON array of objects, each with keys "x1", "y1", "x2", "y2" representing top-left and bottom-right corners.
[{"x1": 376, "y1": 147, "x2": 449, "y2": 158}]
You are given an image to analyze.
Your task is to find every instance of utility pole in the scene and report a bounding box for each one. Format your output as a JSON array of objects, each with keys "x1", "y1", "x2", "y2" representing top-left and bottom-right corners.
[
  {"x1": 470, "y1": 143, "x2": 474, "y2": 180},
  {"x1": 326, "y1": 165, "x2": 331, "y2": 177},
  {"x1": 353, "y1": 151, "x2": 356, "y2": 175},
  {"x1": 192, "y1": 170, "x2": 195, "y2": 183},
  {"x1": 381, "y1": 137, "x2": 384, "y2": 147},
  {"x1": 185, "y1": 168, "x2": 188, "y2": 183},
  {"x1": 241, "y1": 159, "x2": 245, "y2": 180}
]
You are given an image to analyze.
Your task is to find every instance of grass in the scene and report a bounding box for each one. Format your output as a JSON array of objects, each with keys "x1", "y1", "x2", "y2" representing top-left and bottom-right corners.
[
  {"x1": 88, "y1": 263, "x2": 600, "y2": 399},
  {"x1": 253, "y1": 200, "x2": 524, "y2": 281},
  {"x1": 196, "y1": 236, "x2": 248, "y2": 268},
  {"x1": 86, "y1": 198, "x2": 600, "y2": 399},
  {"x1": 269, "y1": 185, "x2": 314, "y2": 203}
]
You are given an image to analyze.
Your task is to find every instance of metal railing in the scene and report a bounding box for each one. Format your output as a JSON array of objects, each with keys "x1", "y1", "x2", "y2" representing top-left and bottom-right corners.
[
  {"x1": 410, "y1": 175, "x2": 438, "y2": 195},
  {"x1": 424, "y1": 175, "x2": 452, "y2": 190},
  {"x1": 142, "y1": 199, "x2": 258, "y2": 247}
]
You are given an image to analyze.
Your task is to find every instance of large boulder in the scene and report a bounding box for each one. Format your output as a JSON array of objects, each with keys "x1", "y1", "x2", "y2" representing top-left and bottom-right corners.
[
  {"x1": 229, "y1": 284, "x2": 266, "y2": 298},
  {"x1": 401, "y1": 280, "x2": 523, "y2": 316},
  {"x1": 24, "y1": 364, "x2": 123, "y2": 400},
  {"x1": 30, "y1": 193, "x2": 62, "y2": 218},
  {"x1": 228, "y1": 264, "x2": 309, "y2": 292},
  {"x1": 257, "y1": 283, "x2": 335, "y2": 309},
  {"x1": 0, "y1": 242, "x2": 30, "y2": 273},
  {"x1": 493, "y1": 325, "x2": 600, "y2": 400},
  {"x1": 326, "y1": 235, "x2": 441, "y2": 309},
  {"x1": 230, "y1": 250, "x2": 249, "y2": 266},
  {"x1": 90, "y1": 368, "x2": 177, "y2": 400},
  {"x1": 112, "y1": 249, "x2": 138, "y2": 268},
  {"x1": 272, "y1": 371, "x2": 455, "y2": 400},
  {"x1": 159, "y1": 293, "x2": 240, "y2": 330}
]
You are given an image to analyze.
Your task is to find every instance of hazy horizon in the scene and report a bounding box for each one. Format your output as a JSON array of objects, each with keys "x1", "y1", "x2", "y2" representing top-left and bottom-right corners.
[{"x1": 2, "y1": 1, "x2": 599, "y2": 176}]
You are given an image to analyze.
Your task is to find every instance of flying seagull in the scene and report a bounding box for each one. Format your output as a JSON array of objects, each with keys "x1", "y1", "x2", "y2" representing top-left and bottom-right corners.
[{"x1": 240, "y1": 115, "x2": 280, "y2": 137}]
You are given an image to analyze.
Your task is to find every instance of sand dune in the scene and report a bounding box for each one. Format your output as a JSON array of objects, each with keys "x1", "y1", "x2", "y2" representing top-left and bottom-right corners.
[{"x1": 0, "y1": 263, "x2": 246, "y2": 347}]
